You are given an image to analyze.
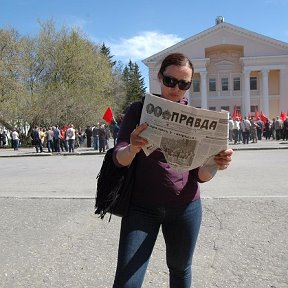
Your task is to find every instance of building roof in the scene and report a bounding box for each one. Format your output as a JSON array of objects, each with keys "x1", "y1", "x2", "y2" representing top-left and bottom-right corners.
[{"x1": 143, "y1": 21, "x2": 288, "y2": 66}]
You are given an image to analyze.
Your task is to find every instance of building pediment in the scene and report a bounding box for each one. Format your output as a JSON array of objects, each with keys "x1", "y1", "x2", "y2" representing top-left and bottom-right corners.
[
  {"x1": 143, "y1": 22, "x2": 288, "y2": 67},
  {"x1": 215, "y1": 60, "x2": 234, "y2": 71}
]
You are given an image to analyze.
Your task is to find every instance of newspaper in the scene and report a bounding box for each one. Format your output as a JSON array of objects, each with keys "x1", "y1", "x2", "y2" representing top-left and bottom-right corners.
[{"x1": 139, "y1": 93, "x2": 229, "y2": 171}]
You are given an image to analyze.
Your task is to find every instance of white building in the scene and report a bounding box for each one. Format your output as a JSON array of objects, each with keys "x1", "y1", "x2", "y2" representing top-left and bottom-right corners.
[{"x1": 143, "y1": 17, "x2": 288, "y2": 119}]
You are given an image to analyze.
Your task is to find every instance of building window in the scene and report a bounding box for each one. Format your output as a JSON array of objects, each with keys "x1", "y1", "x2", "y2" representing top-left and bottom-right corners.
[
  {"x1": 209, "y1": 78, "x2": 216, "y2": 91},
  {"x1": 192, "y1": 79, "x2": 200, "y2": 92},
  {"x1": 221, "y1": 106, "x2": 230, "y2": 112},
  {"x1": 233, "y1": 77, "x2": 240, "y2": 91},
  {"x1": 209, "y1": 107, "x2": 216, "y2": 111},
  {"x1": 221, "y1": 78, "x2": 229, "y2": 91},
  {"x1": 250, "y1": 77, "x2": 257, "y2": 90}
]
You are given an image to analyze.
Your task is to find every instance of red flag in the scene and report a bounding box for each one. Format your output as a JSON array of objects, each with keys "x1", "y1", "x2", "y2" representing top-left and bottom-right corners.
[
  {"x1": 260, "y1": 111, "x2": 268, "y2": 124},
  {"x1": 280, "y1": 111, "x2": 287, "y2": 121},
  {"x1": 103, "y1": 107, "x2": 113, "y2": 124},
  {"x1": 232, "y1": 105, "x2": 237, "y2": 120},
  {"x1": 236, "y1": 110, "x2": 242, "y2": 121}
]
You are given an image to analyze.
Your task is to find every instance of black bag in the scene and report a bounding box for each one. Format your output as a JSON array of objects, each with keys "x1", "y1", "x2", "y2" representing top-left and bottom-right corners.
[
  {"x1": 95, "y1": 100, "x2": 143, "y2": 221},
  {"x1": 94, "y1": 147, "x2": 137, "y2": 221}
]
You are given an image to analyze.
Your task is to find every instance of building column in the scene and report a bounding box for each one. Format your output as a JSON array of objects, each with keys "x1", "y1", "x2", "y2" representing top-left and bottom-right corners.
[
  {"x1": 242, "y1": 69, "x2": 251, "y2": 117},
  {"x1": 200, "y1": 71, "x2": 208, "y2": 109},
  {"x1": 261, "y1": 69, "x2": 270, "y2": 117},
  {"x1": 280, "y1": 68, "x2": 288, "y2": 113}
]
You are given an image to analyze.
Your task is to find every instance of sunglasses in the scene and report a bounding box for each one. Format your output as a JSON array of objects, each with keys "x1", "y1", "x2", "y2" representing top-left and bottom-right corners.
[{"x1": 162, "y1": 74, "x2": 192, "y2": 91}]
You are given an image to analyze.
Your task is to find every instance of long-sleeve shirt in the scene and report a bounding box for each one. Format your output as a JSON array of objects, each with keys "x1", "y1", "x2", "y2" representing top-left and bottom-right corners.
[{"x1": 113, "y1": 98, "x2": 203, "y2": 208}]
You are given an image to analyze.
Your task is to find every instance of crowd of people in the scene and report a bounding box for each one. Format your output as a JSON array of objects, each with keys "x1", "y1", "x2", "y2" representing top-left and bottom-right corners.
[
  {"x1": 0, "y1": 121, "x2": 121, "y2": 153},
  {"x1": 229, "y1": 115, "x2": 288, "y2": 144},
  {"x1": 1, "y1": 113, "x2": 287, "y2": 152}
]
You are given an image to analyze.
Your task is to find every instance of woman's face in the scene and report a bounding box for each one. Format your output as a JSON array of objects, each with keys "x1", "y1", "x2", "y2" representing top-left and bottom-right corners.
[{"x1": 159, "y1": 64, "x2": 193, "y2": 102}]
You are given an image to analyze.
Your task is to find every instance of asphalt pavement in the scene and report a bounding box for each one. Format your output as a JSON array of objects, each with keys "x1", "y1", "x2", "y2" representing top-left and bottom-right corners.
[
  {"x1": 0, "y1": 139, "x2": 287, "y2": 288},
  {"x1": 0, "y1": 138, "x2": 288, "y2": 158}
]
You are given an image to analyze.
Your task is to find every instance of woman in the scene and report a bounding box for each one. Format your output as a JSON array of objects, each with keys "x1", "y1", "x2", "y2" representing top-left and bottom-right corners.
[{"x1": 112, "y1": 53, "x2": 233, "y2": 288}]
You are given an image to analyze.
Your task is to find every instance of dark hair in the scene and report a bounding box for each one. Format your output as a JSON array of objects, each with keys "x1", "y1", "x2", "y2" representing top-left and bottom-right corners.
[{"x1": 158, "y1": 53, "x2": 194, "y2": 78}]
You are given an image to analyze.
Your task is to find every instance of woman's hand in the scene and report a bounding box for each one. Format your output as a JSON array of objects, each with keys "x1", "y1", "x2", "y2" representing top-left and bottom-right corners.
[
  {"x1": 115, "y1": 123, "x2": 149, "y2": 166},
  {"x1": 198, "y1": 148, "x2": 233, "y2": 182},
  {"x1": 129, "y1": 123, "x2": 149, "y2": 154},
  {"x1": 214, "y1": 148, "x2": 233, "y2": 170}
]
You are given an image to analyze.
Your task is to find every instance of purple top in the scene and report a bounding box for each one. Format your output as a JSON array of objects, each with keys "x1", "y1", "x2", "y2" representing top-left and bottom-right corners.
[{"x1": 113, "y1": 97, "x2": 204, "y2": 207}]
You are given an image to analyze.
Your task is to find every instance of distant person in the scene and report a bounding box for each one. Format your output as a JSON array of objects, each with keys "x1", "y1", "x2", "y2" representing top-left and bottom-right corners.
[
  {"x1": 32, "y1": 126, "x2": 43, "y2": 153},
  {"x1": 112, "y1": 120, "x2": 120, "y2": 146},
  {"x1": 60, "y1": 126, "x2": 68, "y2": 152},
  {"x1": 53, "y1": 125, "x2": 61, "y2": 152},
  {"x1": 11, "y1": 128, "x2": 19, "y2": 150},
  {"x1": 240, "y1": 116, "x2": 251, "y2": 144},
  {"x1": 46, "y1": 127, "x2": 54, "y2": 152},
  {"x1": 98, "y1": 124, "x2": 106, "y2": 153},
  {"x1": 0, "y1": 130, "x2": 7, "y2": 147},
  {"x1": 250, "y1": 118, "x2": 257, "y2": 143},
  {"x1": 283, "y1": 117, "x2": 288, "y2": 141},
  {"x1": 232, "y1": 117, "x2": 240, "y2": 144},
  {"x1": 66, "y1": 124, "x2": 76, "y2": 153},
  {"x1": 256, "y1": 117, "x2": 264, "y2": 140},
  {"x1": 85, "y1": 126, "x2": 92, "y2": 147},
  {"x1": 92, "y1": 123, "x2": 99, "y2": 151},
  {"x1": 40, "y1": 128, "x2": 46, "y2": 146},
  {"x1": 264, "y1": 120, "x2": 272, "y2": 140},
  {"x1": 78, "y1": 128, "x2": 85, "y2": 147},
  {"x1": 275, "y1": 116, "x2": 283, "y2": 140}
]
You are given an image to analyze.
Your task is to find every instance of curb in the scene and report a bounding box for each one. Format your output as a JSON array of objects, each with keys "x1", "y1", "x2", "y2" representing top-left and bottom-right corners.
[
  {"x1": 1, "y1": 142, "x2": 288, "y2": 157},
  {"x1": 0, "y1": 150, "x2": 107, "y2": 158},
  {"x1": 229, "y1": 145, "x2": 288, "y2": 151}
]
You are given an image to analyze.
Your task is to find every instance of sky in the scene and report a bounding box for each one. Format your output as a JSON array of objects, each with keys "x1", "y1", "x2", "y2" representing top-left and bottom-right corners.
[{"x1": 1, "y1": 0, "x2": 288, "y2": 88}]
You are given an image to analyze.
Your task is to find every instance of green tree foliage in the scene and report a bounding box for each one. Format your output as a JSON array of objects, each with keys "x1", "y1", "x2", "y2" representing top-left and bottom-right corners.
[
  {"x1": 0, "y1": 21, "x2": 147, "y2": 144},
  {"x1": 100, "y1": 43, "x2": 116, "y2": 67},
  {"x1": 121, "y1": 60, "x2": 146, "y2": 112},
  {"x1": 0, "y1": 21, "x2": 118, "y2": 141},
  {"x1": 0, "y1": 28, "x2": 26, "y2": 131}
]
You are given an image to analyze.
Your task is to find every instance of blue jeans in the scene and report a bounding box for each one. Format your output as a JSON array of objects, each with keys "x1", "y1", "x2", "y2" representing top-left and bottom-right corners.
[
  {"x1": 93, "y1": 136, "x2": 99, "y2": 150},
  {"x1": 47, "y1": 140, "x2": 54, "y2": 152},
  {"x1": 13, "y1": 139, "x2": 19, "y2": 150},
  {"x1": 113, "y1": 199, "x2": 202, "y2": 288},
  {"x1": 68, "y1": 139, "x2": 75, "y2": 152}
]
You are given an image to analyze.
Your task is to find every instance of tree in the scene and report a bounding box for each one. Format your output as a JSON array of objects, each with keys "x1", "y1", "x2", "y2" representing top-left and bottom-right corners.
[
  {"x1": 0, "y1": 21, "x2": 120, "y2": 143},
  {"x1": 121, "y1": 60, "x2": 146, "y2": 112},
  {"x1": 100, "y1": 43, "x2": 116, "y2": 68},
  {"x1": 0, "y1": 21, "x2": 144, "y2": 145},
  {"x1": 0, "y1": 28, "x2": 26, "y2": 131},
  {"x1": 110, "y1": 61, "x2": 127, "y2": 116}
]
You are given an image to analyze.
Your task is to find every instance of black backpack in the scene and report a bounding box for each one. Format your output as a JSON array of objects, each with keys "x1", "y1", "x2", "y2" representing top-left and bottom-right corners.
[
  {"x1": 94, "y1": 148, "x2": 137, "y2": 221},
  {"x1": 94, "y1": 100, "x2": 143, "y2": 221}
]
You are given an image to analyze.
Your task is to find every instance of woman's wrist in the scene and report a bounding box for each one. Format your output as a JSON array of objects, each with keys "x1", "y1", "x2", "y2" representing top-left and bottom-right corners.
[
  {"x1": 199, "y1": 158, "x2": 218, "y2": 181},
  {"x1": 116, "y1": 144, "x2": 138, "y2": 166},
  {"x1": 128, "y1": 144, "x2": 138, "y2": 156}
]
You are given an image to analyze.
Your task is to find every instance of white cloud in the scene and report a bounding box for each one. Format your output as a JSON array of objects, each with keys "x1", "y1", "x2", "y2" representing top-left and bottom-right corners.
[{"x1": 108, "y1": 31, "x2": 182, "y2": 61}]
